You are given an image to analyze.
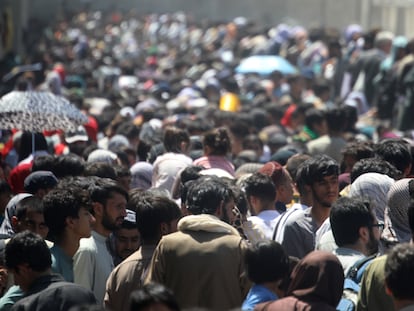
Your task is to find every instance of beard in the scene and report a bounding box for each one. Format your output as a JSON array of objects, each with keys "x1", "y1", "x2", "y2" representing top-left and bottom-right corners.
[
  {"x1": 366, "y1": 228, "x2": 379, "y2": 255},
  {"x1": 102, "y1": 210, "x2": 123, "y2": 231}
]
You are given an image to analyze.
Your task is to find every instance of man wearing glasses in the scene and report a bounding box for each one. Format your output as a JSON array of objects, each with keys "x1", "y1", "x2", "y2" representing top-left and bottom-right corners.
[{"x1": 330, "y1": 196, "x2": 382, "y2": 274}]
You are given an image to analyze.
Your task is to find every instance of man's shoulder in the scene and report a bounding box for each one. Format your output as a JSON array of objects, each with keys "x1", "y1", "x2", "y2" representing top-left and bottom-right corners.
[
  {"x1": 283, "y1": 208, "x2": 308, "y2": 225},
  {"x1": 13, "y1": 279, "x2": 96, "y2": 309},
  {"x1": 111, "y1": 250, "x2": 144, "y2": 274},
  {"x1": 78, "y1": 236, "x2": 97, "y2": 250}
]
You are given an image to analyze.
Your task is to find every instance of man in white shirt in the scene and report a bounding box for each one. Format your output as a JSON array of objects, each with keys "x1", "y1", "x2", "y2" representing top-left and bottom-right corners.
[
  {"x1": 73, "y1": 178, "x2": 128, "y2": 303},
  {"x1": 244, "y1": 172, "x2": 279, "y2": 240}
]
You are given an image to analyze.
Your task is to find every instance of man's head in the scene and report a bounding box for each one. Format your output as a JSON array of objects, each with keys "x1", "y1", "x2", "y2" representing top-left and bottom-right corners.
[
  {"x1": 43, "y1": 186, "x2": 95, "y2": 243},
  {"x1": 341, "y1": 141, "x2": 375, "y2": 174},
  {"x1": 133, "y1": 192, "x2": 181, "y2": 245},
  {"x1": 89, "y1": 178, "x2": 128, "y2": 236},
  {"x1": 12, "y1": 196, "x2": 48, "y2": 239},
  {"x1": 113, "y1": 210, "x2": 140, "y2": 260},
  {"x1": 186, "y1": 176, "x2": 235, "y2": 223},
  {"x1": 385, "y1": 243, "x2": 414, "y2": 307},
  {"x1": 259, "y1": 161, "x2": 294, "y2": 205},
  {"x1": 243, "y1": 172, "x2": 276, "y2": 215},
  {"x1": 245, "y1": 240, "x2": 289, "y2": 285},
  {"x1": 375, "y1": 138, "x2": 412, "y2": 177},
  {"x1": 65, "y1": 125, "x2": 89, "y2": 156},
  {"x1": 23, "y1": 171, "x2": 58, "y2": 199},
  {"x1": 325, "y1": 107, "x2": 347, "y2": 135},
  {"x1": 5, "y1": 231, "x2": 51, "y2": 292},
  {"x1": 296, "y1": 155, "x2": 339, "y2": 208},
  {"x1": 129, "y1": 283, "x2": 180, "y2": 311},
  {"x1": 304, "y1": 108, "x2": 327, "y2": 136},
  {"x1": 330, "y1": 196, "x2": 381, "y2": 255}
]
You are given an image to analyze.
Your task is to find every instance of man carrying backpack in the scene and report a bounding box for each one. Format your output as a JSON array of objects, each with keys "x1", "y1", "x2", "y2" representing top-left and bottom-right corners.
[
  {"x1": 330, "y1": 196, "x2": 381, "y2": 275},
  {"x1": 330, "y1": 196, "x2": 382, "y2": 311}
]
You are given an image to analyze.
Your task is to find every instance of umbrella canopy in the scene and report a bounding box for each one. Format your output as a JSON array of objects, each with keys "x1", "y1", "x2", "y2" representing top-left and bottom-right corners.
[
  {"x1": 0, "y1": 91, "x2": 88, "y2": 132},
  {"x1": 235, "y1": 55, "x2": 297, "y2": 76}
]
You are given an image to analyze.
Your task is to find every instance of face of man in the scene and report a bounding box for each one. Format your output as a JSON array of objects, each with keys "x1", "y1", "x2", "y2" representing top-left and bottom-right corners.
[
  {"x1": 14, "y1": 209, "x2": 49, "y2": 239},
  {"x1": 101, "y1": 192, "x2": 127, "y2": 231},
  {"x1": 115, "y1": 227, "x2": 141, "y2": 260},
  {"x1": 366, "y1": 219, "x2": 381, "y2": 255},
  {"x1": 310, "y1": 174, "x2": 339, "y2": 208},
  {"x1": 72, "y1": 207, "x2": 95, "y2": 239}
]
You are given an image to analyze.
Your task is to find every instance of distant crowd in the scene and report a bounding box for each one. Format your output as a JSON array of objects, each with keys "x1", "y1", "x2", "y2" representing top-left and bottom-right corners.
[{"x1": 0, "y1": 7, "x2": 414, "y2": 311}]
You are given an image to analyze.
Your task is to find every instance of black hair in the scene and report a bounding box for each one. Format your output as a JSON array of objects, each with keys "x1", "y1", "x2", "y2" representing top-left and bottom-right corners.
[
  {"x1": 186, "y1": 176, "x2": 233, "y2": 215},
  {"x1": 132, "y1": 192, "x2": 181, "y2": 244},
  {"x1": 163, "y1": 126, "x2": 190, "y2": 153},
  {"x1": 295, "y1": 155, "x2": 339, "y2": 186},
  {"x1": 32, "y1": 155, "x2": 56, "y2": 172},
  {"x1": 84, "y1": 162, "x2": 117, "y2": 180},
  {"x1": 114, "y1": 150, "x2": 130, "y2": 168},
  {"x1": 242, "y1": 134, "x2": 264, "y2": 150},
  {"x1": 350, "y1": 157, "x2": 402, "y2": 183},
  {"x1": 285, "y1": 154, "x2": 311, "y2": 194},
  {"x1": 172, "y1": 165, "x2": 203, "y2": 200},
  {"x1": 129, "y1": 283, "x2": 180, "y2": 311},
  {"x1": 245, "y1": 240, "x2": 289, "y2": 284},
  {"x1": 116, "y1": 122, "x2": 140, "y2": 140},
  {"x1": 243, "y1": 172, "x2": 276, "y2": 203},
  {"x1": 375, "y1": 139, "x2": 412, "y2": 175},
  {"x1": 341, "y1": 141, "x2": 375, "y2": 160},
  {"x1": 43, "y1": 186, "x2": 91, "y2": 242},
  {"x1": 304, "y1": 108, "x2": 326, "y2": 131},
  {"x1": 88, "y1": 178, "x2": 128, "y2": 208},
  {"x1": 385, "y1": 243, "x2": 414, "y2": 300},
  {"x1": 325, "y1": 107, "x2": 347, "y2": 133},
  {"x1": 5, "y1": 230, "x2": 51, "y2": 272},
  {"x1": 53, "y1": 154, "x2": 85, "y2": 178},
  {"x1": 114, "y1": 165, "x2": 131, "y2": 178},
  {"x1": 330, "y1": 196, "x2": 375, "y2": 247},
  {"x1": 15, "y1": 196, "x2": 44, "y2": 220},
  {"x1": 203, "y1": 127, "x2": 232, "y2": 156}
]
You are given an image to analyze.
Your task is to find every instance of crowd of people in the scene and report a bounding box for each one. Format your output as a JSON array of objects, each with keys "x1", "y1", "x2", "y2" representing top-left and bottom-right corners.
[{"x1": 0, "y1": 6, "x2": 414, "y2": 311}]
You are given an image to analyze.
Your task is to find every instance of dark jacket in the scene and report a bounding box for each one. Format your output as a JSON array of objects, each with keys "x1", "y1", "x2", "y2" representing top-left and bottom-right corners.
[{"x1": 11, "y1": 274, "x2": 97, "y2": 311}]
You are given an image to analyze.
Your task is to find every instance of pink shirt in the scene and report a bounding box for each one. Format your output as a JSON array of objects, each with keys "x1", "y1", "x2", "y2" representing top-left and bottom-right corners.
[{"x1": 193, "y1": 155, "x2": 235, "y2": 176}]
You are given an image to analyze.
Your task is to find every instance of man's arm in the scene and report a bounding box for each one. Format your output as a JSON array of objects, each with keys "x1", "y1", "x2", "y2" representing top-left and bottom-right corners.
[{"x1": 104, "y1": 262, "x2": 143, "y2": 311}]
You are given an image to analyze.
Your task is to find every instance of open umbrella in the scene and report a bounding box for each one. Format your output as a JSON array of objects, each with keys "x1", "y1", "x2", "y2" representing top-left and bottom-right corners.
[
  {"x1": 0, "y1": 91, "x2": 88, "y2": 132},
  {"x1": 235, "y1": 55, "x2": 297, "y2": 76}
]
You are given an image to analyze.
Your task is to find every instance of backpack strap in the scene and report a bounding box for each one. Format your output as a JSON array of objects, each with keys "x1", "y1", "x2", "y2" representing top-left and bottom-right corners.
[{"x1": 346, "y1": 254, "x2": 377, "y2": 282}]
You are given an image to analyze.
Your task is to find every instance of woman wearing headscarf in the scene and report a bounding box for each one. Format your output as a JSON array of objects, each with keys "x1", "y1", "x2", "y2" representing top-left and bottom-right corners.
[
  {"x1": 255, "y1": 251, "x2": 344, "y2": 311},
  {"x1": 385, "y1": 178, "x2": 414, "y2": 243}
]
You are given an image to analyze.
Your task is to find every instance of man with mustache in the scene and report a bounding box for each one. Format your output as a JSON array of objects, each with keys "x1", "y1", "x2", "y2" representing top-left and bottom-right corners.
[
  {"x1": 73, "y1": 178, "x2": 128, "y2": 303},
  {"x1": 330, "y1": 196, "x2": 381, "y2": 274}
]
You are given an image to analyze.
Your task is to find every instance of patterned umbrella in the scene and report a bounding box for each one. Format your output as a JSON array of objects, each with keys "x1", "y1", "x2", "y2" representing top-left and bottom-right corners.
[{"x1": 0, "y1": 91, "x2": 88, "y2": 132}]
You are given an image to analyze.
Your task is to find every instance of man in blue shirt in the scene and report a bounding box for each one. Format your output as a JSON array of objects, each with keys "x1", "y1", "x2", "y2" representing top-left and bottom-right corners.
[
  {"x1": 43, "y1": 177, "x2": 96, "y2": 282},
  {"x1": 242, "y1": 240, "x2": 290, "y2": 310}
]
